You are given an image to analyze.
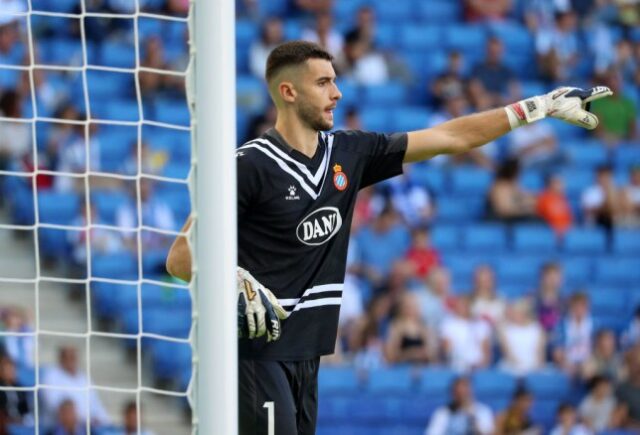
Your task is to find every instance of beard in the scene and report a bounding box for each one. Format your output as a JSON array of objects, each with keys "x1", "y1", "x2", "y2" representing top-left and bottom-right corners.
[{"x1": 296, "y1": 98, "x2": 333, "y2": 131}]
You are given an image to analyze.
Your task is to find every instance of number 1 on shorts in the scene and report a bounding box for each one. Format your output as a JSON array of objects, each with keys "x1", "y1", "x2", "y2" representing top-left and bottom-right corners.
[{"x1": 263, "y1": 401, "x2": 274, "y2": 435}]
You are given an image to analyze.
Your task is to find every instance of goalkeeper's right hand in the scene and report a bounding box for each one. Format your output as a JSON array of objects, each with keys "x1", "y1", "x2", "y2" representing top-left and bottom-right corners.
[{"x1": 237, "y1": 267, "x2": 289, "y2": 342}]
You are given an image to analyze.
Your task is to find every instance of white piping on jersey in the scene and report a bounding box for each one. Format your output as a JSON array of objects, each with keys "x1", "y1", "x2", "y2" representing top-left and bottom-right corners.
[
  {"x1": 291, "y1": 297, "x2": 342, "y2": 312},
  {"x1": 250, "y1": 138, "x2": 331, "y2": 186},
  {"x1": 238, "y1": 144, "x2": 319, "y2": 199},
  {"x1": 238, "y1": 133, "x2": 335, "y2": 200},
  {"x1": 278, "y1": 282, "x2": 344, "y2": 307}
]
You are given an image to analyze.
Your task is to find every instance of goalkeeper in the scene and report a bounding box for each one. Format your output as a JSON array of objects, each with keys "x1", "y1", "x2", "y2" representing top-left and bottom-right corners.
[{"x1": 166, "y1": 41, "x2": 611, "y2": 435}]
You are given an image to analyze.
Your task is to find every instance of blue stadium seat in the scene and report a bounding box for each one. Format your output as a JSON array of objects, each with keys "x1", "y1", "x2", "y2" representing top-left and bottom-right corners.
[
  {"x1": 91, "y1": 253, "x2": 138, "y2": 280},
  {"x1": 531, "y1": 399, "x2": 560, "y2": 430},
  {"x1": 612, "y1": 229, "x2": 640, "y2": 254},
  {"x1": 407, "y1": 164, "x2": 445, "y2": 193},
  {"x1": 318, "y1": 367, "x2": 361, "y2": 394},
  {"x1": 100, "y1": 41, "x2": 136, "y2": 68},
  {"x1": 256, "y1": 0, "x2": 288, "y2": 17},
  {"x1": 150, "y1": 339, "x2": 191, "y2": 380},
  {"x1": 519, "y1": 170, "x2": 544, "y2": 192},
  {"x1": 0, "y1": 69, "x2": 20, "y2": 89},
  {"x1": 596, "y1": 258, "x2": 640, "y2": 286},
  {"x1": 563, "y1": 228, "x2": 607, "y2": 254},
  {"x1": 361, "y1": 108, "x2": 391, "y2": 132},
  {"x1": 500, "y1": 283, "x2": 531, "y2": 300},
  {"x1": 138, "y1": 17, "x2": 164, "y2": 41},
  {"x1": 594, "y1": 314, "x2": 630, "y2": 335},
  {"x1": 564, "y1": 140, "x2": 608, "y2": 168},
  {"x1": 444, "y1": 253, "x2": 496, "y2": 291},
  {"x1": 512, "y1": 225, "x2": 557, "y2": 253},
  {"x1": 417, "y1": 0, "x2": 460, "y2": 22},
  {"x1": 524, "y1": 370, "x2": 570, "y2": 400},
  {"x1": 461, "y1": 224, "x2": 507, "y2": 253},
  {"x1": 91, "y1": 190, "x2": 130, "y2": 225},
  {"x1": 400, "y1": 26, "x2": 441, "y2": 50},
  {"x1": 87, "y1": 70, "x2": 135, "y2": 100},
  {"x1": 92, "y1": 281, "x2": 133, "y2": 318},
  {"x1": 417, "y1": 367, "x2": 456, "y2": 397},
  {"x1": 335, "y1": 80, "x2": 360, "y2": 107},
  {"x1": 562, "y1": 257, "x2": 593, "y2": 288},
  {"x1": 444, "y1": 25, "x2": 487, "y2": 55},
  {"x1": 614, "y1": 145, "x2": 640, "y2": 169},
  {"x1": 588, "y1": 289, "x2": 627, "y2": 316},
  {"x1": 373, "y1": 0, "x2": 412, "y2": 22},
  {"x1": 430, "y1": 225, "x2": 459, "y2": 251},
  {"x1": 143, "y1": 308, "x2": 191, "y2": 338},
  {"x1": 44, "y1": 38, "x2": 85, "y2": 66},
  {"x1": 154, "y1": 99, "x2": 190, "y2": 126},
  {"x1": 317, "y1": 396, "x2": 353, "y2": 423},
  {"x1": 366, "y1": 367, "x2": 414, "y2": 394},
  {"x1": 236, "y1": 75, "x2": 268, "y2": 114},
  {"x1": 374, "y1": 23, "x2": 397, "y2": 50},
  {"x1": 8, "y1": 425, "x2": 36, "y2": 435},
  {"x1": 398, "y1": 395, "x2": 441, "y2": 424},
  {"x1": 496, "y1": 255, "x2": 544, "y2": 286},
  {"x1": 520, "y1": 81, "x2": 547, "y2": 98},
  {"x1": 363, "y1": 82, "x2": 407, "y2": 106},
  {"x1": 434, "y1": 197, "x2": 484, "y2": 223},
  {"x1": 559, "y1": 168, "x2": 595, "y2": 197},
  {"x1": 472, "y1": 369, "x2": 517, "y2": 399},
  {"x1": 37, "y1": 192, "x2": 79, "y2": 225},
  {"x1": 104, "y1": 99, "x2": 140, "y2": 122},
  {"x1": 450, "y1": 168, "x2": 492, "y2": 196},
  {"x1": 391, "y1": 106, "x2": 430, "y2": 132},
  {"x1": 489, "y1": 22, "x2": 534, "y2": 54}
]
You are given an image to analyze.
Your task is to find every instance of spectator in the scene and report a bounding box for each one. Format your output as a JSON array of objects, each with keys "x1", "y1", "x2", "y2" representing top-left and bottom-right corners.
[
  {"x1": 246, "y1": 105, "x2": 277, "y2": 142},
  {"x1": 139, "y1": 36, "x2": 174, "y2": 99},
  {"x1": 470, "y1": 264, "x2": 505, "y2": 328},
  {"x1": 334, "y1": 30, "x2": 389, "y2": 85},
  {"x1": 103, "y1": 401, "x2": 155, "y2": 435},
  {"x1": 464, "y1": 0, "x2": 513, "y2": 21},
  {"x1": 301, "y1": 12, "x2": 343, "y2": 57},
  {"x1": 0, "y1": 355, "x2": 31, "y2": 431},
  {"x1": 41, "y1": 346, "x2": 110, "y2": 426},
  {"x1": 622, "y1": 166, "x2": 640, "y2": 226},
  {"x1": 470, "y1": 37, "x2": 517, "y2": 105},
  {"x1": 349, "y1": 295, "x2": 391, "y2": 371},
  {"x1": 120, "y1": 141, "x2": 168, "y2": 177},
  {"x1": 116, "y1": 179, "x2": 176, "y2": 251},
  {"x1": 416, "y1": 267, "x2": 455, "y2": 333},
  {"x1": 385, "y1": 172, "x2": 434, "y2": 226},
  {"x1": 405, "y1": 226, "x2": 440, "y2": 280},
  {"x1": 440, "y1": 295, "x2": 491, "y2": 372},
  {"x1": 337, "y1": 106, "x2": 362, "y2": 131},
  {"x1": 498, "y1": 300, "x2": 546, "y2": 376},
  {"x1": 591, "y1": 68, "x2": 637, "y2": 145},
  {"x1": 249, "y1": 18, "x2": 285, "y2": 79},
  {"x1": 579, "y1": 375, "x2": 626, "y2": 432},
  {"x1": 291, "y1": 0, "x2": 332, "y2": 15},
  {"x1": 346, "y1": 6, "x2": 376, "y2": 49},
  {"x1": 1, "y1": 307, "x2": 34, "y2": 368},
  {"x1": 536, "y1": 174, "x2": 574, "y2": 235},
  {"x1": 0, "y1": 90, "x2": 31, "y2": 171},
  {"x1": 384, "y1": 292, "x2": 431, "y2": 364},
  {"x1": 54, "y1": 122, "x2": 101, "y2": 192},
  {"x1": 549, "y1": 403, "x2": 593, "y2": 435},
  {"x1": 495, "y1": 387, "x2": 540, "y2": 435},
  {"x1": 431, "y1": 51, "x2": 467, "y2": 109},
  {"x1": 623, "y1": 306, "x2": 640, "y2": 350},
  {"x1": 555, "y1": 292, "x2": 593, "y2": 377},
  {"x1": 488, "y1": 159, "x2": 538, "y2": 222},
  {"x1": 508, "y1": 122, "x2": 562, "y2": 172},
  {"x1": 582, "y1": 329, "x2": 624, "y2": 383},
  {"x1": 426, "y1": 377, "x2": 495, "y2": 435},
  {"x1": 581, "y1": 165, "x2": 625, "y2": 231},
  {"x1": 616, "y1": 345, "x2": 640, "y2": 428},
  {"x1": 47, "y1": 400, "x2": 86, "y2": 435},
  {"x1": 535, "y1": 262, "x2": 564, "y2": 336},
  {"x1": 536, "y1": 10, "x2": 579, "y2": 82}
]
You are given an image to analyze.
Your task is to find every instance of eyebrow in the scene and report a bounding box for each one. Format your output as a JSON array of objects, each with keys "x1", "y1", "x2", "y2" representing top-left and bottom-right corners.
[{"x1": 316, "y1": 76, "x2": 336, "y2": 83}]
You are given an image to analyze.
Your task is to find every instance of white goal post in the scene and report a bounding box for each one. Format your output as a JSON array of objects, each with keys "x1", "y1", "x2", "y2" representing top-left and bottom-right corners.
[{"x1": 192, "y1": 0, "x2": 238, "y2": 435}]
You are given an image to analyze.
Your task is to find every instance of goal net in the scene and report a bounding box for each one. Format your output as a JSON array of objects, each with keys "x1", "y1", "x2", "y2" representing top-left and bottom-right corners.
[{"x1": 0, "y1": 0, "x2": 203, "y2": 433}]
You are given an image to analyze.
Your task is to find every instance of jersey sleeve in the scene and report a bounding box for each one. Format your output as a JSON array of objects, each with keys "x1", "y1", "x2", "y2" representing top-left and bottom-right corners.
[
  {"x1": 337, "y1": 130, "x2": 408, "y2": 188},
  {"x1": 236, "y1": 150, "x2": 260, "y2": 217}
]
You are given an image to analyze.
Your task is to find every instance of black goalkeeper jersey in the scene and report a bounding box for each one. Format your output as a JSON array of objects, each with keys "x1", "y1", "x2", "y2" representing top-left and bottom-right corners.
[{"x1": 237, "y1": 128, "x2": 407, "y2": 360}]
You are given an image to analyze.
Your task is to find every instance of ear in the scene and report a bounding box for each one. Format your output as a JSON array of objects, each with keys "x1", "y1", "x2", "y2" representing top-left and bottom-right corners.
[{"x1": 279, "y1": 81, "x2": 297, "y2": 103}]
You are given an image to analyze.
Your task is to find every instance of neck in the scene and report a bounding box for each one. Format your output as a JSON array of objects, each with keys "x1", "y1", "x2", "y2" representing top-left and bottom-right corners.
[{"x1": 275, "y1": 114, "x2": 319, "y2": 158}]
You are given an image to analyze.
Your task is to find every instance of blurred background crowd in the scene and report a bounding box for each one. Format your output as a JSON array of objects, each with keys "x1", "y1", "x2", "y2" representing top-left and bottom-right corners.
[{"x1": 0, "y1": 0, "x2": 639, "y2": 434}]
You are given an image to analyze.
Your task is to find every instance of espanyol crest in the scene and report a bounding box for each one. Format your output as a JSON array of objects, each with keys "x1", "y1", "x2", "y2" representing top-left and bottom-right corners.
[{"x1": 332, "y1": 163, "x2": 348, "y2": 191}]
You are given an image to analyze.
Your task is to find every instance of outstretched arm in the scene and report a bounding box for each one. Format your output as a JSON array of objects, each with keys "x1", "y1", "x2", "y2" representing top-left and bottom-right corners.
[
  {"x1": 166, "y1": 216, "x2": 193, "y2": 282},
  {"x1": 404, "y1": 86, "x2": 612, "y2": 163}
]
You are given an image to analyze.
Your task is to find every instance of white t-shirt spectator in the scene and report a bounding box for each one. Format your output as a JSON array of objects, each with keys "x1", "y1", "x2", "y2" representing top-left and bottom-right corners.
[
  {"x1": 500, "y1": 321, "x2": 545, "y2": 375},
  {"x1": 41, "y1": 365, "x2": 110, "y2": 425},
  {"x1": 508, "y1": 122, "x2": 557, "y2": 166},
  {"x1": 301, "y1": 28, "x2": 344, "y2": 57},
  {"x1": 426, "y1": 402, "x2": 495, "y2": 435},
  {"x1": 564, "y1": 316, "x2": 593, "y2": 365},
  {"x1": 0, "y1": 120, "x2": 31, "y2": 160},
  {"x1": 440, "y1": 316, "x2": 490, "y2": 372},
  {"x1": 582, "y1": 185, "x2": 606, "y2": 211},
  {"x1": 579, "y1": 394, "x2": 616, "y2": 432}
]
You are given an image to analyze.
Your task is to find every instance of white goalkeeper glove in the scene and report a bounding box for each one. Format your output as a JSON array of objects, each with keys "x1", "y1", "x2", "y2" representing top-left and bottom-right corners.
[
  {"x1": 237, "y1": 266, "x2": 289, "y2": 342},
  {"x1": 505, "y1": 86, "x2": 613, "y2": 130}
]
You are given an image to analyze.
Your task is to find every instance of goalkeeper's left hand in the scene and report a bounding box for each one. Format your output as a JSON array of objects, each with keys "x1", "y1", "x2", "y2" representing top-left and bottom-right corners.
[
  {"x1": 505, "y1": 86, "x2": 613, "y2": 130},
  {"x1": 237, "y1": 267, "x2": 289, "y2": 342}
]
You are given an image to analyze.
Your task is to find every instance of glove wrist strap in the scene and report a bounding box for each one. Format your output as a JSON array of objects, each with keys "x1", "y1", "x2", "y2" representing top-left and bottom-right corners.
[{"x1": 504, "y1": 96, "x2": 546, "y2": 130}]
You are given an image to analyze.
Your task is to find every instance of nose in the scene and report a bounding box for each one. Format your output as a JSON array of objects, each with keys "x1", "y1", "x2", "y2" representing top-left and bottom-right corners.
[{"x1": 332, "y1": 82, "x2": 342, "y2": 101}]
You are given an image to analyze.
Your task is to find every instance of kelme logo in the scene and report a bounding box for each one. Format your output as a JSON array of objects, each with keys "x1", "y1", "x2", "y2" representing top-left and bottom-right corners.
[{"x1": 296, "y1": 207, "x2": 343, "y2": 246}]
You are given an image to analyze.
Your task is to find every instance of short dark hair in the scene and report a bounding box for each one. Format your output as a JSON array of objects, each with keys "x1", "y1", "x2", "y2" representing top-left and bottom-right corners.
[{"x1": 265, "y1": 40, "x2": 333, "y2": 83}]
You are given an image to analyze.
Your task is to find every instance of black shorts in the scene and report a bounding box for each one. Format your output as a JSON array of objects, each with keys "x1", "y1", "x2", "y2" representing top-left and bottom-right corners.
[{"x1": 239, "y1": 358, "x2": 320, "y2": 435}]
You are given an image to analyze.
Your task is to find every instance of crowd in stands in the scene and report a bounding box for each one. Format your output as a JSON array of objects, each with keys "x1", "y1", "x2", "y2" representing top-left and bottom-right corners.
[{"x1": 0, "y1": 0, "x2": 639, "y2": 433}]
